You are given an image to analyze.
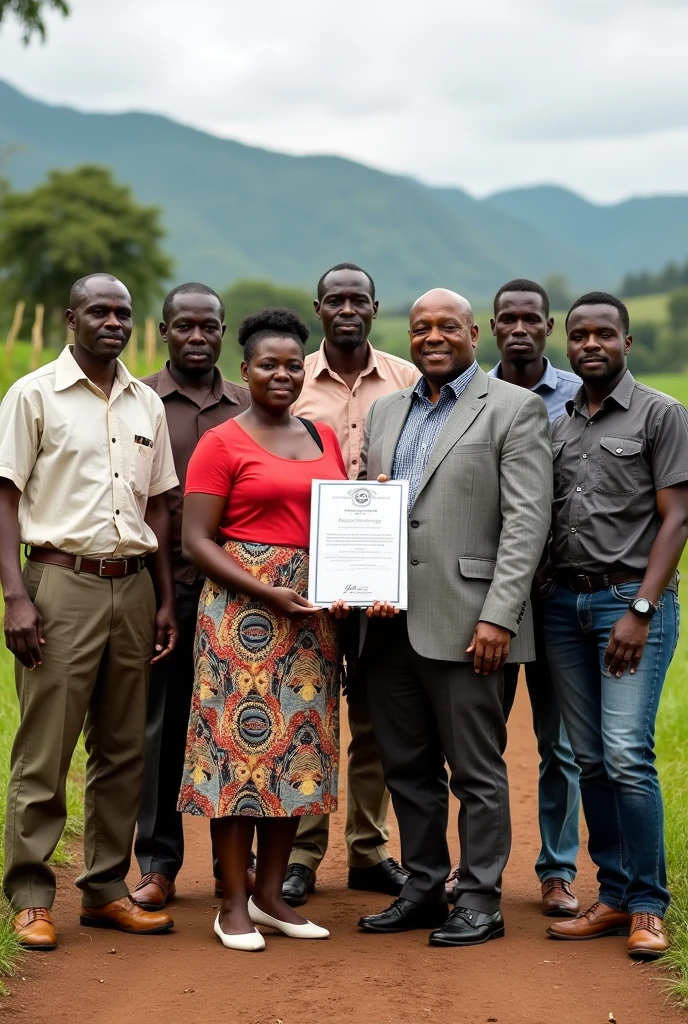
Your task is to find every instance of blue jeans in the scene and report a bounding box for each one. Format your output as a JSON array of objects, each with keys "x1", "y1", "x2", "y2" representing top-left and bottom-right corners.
[{"x1": 543, "y1": 581, "x2": 679, "y2": 916}]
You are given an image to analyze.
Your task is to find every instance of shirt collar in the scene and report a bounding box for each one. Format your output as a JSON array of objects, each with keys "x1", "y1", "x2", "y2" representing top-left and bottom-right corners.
[
  {"x1": 54, "y1": 345, "x2": 134, "y2": 394},
  {"x1": 312, "y1": 339, "x2": 387, "y2": 381},
  {"x1": 567, "y1": 368, "x2": 635, "y2": 416},
  {"x1": 488, "y1": 357, "x2": 558, "y2": 392},
  {"x1": 156, "y1": 362, "x2": 230, "y2": 403},
  {"x1": 415, "y1": 360, "x2": 478, "y2": 400}
]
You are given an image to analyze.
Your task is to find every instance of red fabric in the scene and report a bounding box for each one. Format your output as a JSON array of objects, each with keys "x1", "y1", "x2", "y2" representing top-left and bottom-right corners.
[{"x1": 185, "y1": 418, "x2": 347, "y2": 548}]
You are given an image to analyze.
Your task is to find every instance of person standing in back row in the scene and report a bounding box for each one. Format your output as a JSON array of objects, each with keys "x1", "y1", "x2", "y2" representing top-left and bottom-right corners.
[
  {"x1": 288, "y1": 263, "x2": 419, "y2": 906},
  {"x1": 131, "y1": 283, "x2": 250, "y2": 912}
]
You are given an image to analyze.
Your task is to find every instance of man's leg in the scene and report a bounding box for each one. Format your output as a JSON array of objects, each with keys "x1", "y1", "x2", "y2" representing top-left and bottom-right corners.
[
  {"x1": 288, "y1": 815, "x2": 329, "y2": 873},
  {"x1": 76, "y1": 570, "x2": 156, "y2": 907},
  {"x1": 344, "y1": 686, "x2": 391, "y2": 868},
  {"x1": 3, "y1": 563, "x2": 111, "y2": 912},
  {"x1": 135, "y1": 581, "x2": 201, "y2": 881}
]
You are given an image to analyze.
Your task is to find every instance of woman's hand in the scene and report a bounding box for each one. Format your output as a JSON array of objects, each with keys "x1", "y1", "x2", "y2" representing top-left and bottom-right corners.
[
  {"x1": 328, "y1": 599, "x2": 351, "y2": 618},
  {"x1": 265, "y1": 587, "x2": 318, "y2": 617},
  {"x1": 365, "y1": 601, "x2": 400, "y2": 618}
]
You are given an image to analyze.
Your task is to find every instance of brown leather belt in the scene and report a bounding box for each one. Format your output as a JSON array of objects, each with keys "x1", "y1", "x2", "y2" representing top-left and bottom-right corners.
[
  {"x1": 554, "y1": 569, "x2": 643, "y2": 593},
  {"x1": 27, "y1": 546, "x2": 145, "y2": 578}
]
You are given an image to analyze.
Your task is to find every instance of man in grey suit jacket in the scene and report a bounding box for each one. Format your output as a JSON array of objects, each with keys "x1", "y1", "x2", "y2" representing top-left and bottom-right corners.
[{"x1": 357, "y1": 288, "x2": 552, "y2": 947}]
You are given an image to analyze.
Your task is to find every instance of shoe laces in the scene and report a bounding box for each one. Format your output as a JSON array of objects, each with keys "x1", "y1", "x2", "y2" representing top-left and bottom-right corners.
[
  {"x1": 544, "y1": 878, "x2": 573, "y2": 896},
  {"x1": 135, "y1": 872, "x2": 167, "y2": 889},
  {"x1": 26, "y1": 908, "x2": 51, "y2": 923},
  {"x1": 286, "y1": 864, "x2": 312, "y2": 882},
  {"x1": 632, "y1": 912, "x2": 662, "y2": 935}
]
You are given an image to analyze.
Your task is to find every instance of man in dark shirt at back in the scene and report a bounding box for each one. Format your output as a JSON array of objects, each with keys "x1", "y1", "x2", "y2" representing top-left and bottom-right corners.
[{"x1": 132, "y1": 283, "x2": 249, "y2": 910}]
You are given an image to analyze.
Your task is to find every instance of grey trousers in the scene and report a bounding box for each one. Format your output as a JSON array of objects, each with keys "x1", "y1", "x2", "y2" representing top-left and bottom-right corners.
[{"x1": 363, "y1": 614, "x2": 511, "y2": 912}]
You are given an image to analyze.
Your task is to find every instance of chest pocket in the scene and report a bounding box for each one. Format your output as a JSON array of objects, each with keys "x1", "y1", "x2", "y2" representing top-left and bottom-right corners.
[
  {"x1": 130, "y1": 442, "x2": 154, "y2": 497},
  {"x1": 593, "y1": 435, "x2": 642, "y2": 495}
]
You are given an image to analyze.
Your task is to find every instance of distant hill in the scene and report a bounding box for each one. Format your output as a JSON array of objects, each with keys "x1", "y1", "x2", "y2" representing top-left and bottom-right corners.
[{"x1": 2, "y1": 80, "x2": 688, "y2": 305}]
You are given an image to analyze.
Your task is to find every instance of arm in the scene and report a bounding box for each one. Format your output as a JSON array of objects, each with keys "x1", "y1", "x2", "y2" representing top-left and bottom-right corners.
[
  {"x1": 0, "y1": 479, "x2": 44, "y2": 668},
  {"x1": 605, "y1": 483, "x2": 688, "y2": 676},
  {"x1": 144, "y1": 492, "x2": 178, "y2": 663}
]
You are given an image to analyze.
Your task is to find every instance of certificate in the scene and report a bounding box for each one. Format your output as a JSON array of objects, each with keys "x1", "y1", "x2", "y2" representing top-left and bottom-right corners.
[{"x1": 308, "y1": 480, "x2": 408, "y2": 608}]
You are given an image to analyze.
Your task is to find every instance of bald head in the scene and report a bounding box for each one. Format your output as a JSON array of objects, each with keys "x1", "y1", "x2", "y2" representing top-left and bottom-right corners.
[
  {"x1": 408, "y1": 288, "x2": 478, "y2": 391},
  {"x1": 69, "y1": 273, "x2": 129, "y2": 310}
]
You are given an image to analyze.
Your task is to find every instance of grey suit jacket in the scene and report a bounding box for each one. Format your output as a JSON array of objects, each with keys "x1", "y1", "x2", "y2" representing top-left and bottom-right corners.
[{"x1": 359, "y1": 366, "x2": 553, "y2": 663}]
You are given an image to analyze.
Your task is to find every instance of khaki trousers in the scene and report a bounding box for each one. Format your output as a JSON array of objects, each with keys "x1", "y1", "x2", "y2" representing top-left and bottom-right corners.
[
  {"x1": 289, "y1": 686, "x2": 391, "y2": 872},
  {"x1": 3, "y1": 561, "x2": 156, "y2": 911}
]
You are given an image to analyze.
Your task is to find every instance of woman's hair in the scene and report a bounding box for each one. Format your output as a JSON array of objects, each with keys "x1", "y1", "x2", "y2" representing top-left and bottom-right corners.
[{"x1": 238, "y1": 307, "x2": 310, "y2": 362}]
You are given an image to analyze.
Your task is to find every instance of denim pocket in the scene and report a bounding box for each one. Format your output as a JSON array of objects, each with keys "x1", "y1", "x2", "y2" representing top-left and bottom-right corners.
[{"x1": 610, "y1": 581, "x2": 642, "y2": 602}]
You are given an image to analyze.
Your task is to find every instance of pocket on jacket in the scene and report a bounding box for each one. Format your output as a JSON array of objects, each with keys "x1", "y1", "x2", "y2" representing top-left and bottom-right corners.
[
  {"x1": 593, "y1": 436, "x2": 642, "y2": 495},
  {"x1": 450, "y1": 441, "x2": 492, "y2": 456},
  {"x1": 458, "y1": 557, "x2": 496, "y2": 579}
]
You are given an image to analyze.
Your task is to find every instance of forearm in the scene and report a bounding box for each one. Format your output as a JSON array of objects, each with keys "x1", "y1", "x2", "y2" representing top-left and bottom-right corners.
[
  {"x1": 183, "y1": 535, "x2": 273, "y2": 601},
  {"x1": 637, "y1": 513, "x2": 688, "y2": 605},
  {"x1": 0, "y1": 482, "x2": 28, "y2": 601},
  {"x1": 144, "y1": 497, "x2": 176, "y2": 609}
]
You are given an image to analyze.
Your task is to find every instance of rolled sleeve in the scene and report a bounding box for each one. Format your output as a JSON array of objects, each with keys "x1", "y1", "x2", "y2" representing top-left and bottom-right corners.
[
  {"x1": 651, "y1": 403, "x2": 688, "y2": 490},
  {"x1": 0, "y1": 386, "x2": 41, "y2": 492}
]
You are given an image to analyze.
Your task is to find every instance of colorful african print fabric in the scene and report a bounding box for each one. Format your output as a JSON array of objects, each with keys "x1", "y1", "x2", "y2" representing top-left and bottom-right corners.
[{"x1": 178, "y1": 541, "x2": 340, "y2": 818}]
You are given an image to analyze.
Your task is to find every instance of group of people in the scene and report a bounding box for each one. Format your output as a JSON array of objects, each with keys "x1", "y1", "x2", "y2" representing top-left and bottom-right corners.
[{"x1": 1, "y1": 263, "x2": 686, "y2": 961}]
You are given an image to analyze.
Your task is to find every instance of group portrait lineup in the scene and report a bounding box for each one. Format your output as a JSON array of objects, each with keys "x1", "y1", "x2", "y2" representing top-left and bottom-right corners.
[{"x1": 2, "y1": 261, "x2": 688, "y2": 964}]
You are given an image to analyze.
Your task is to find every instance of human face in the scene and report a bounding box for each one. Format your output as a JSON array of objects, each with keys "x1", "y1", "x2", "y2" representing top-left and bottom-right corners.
[
  {"x1": 241, "y1": 336, "x2": 305, "y2": 411},
  {"x1": 409, "y1": 293, "x2": 478, "y2": 384},
  {"x1": 491, "y1": 291, "x2": 553, "y2": 368},
  {"x1": 161, "y1": 293, "x2": 225, "y2": 376},
  {"x1": 66, "y1": 279, "x2": 132, "y2": 362},
  {"x1": 566, "y1": 304, "x2": 631, "y2": 386},
  {"x1": 315, "y1": 269, "x2": 378, "y2": 350}
]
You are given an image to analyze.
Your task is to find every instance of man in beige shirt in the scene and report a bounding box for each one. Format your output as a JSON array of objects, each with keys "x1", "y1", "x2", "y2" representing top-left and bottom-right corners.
[
  {"x1": 0, "y1": 274, "x2": 178, "y2": 951},
  {"x1": 288, "y1": 263, "x2": 419, "y2": 904}
]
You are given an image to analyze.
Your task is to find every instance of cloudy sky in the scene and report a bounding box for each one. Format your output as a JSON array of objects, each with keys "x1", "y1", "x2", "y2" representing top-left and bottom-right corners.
[{"x1": 1, "y1": 0, "x2": 686, "y2": 203}]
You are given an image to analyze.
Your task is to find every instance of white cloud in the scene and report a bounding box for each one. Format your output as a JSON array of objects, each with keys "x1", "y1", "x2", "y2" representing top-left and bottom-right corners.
[{"x1": 0, "y1": 0, "x2": 686, "y2": 201}]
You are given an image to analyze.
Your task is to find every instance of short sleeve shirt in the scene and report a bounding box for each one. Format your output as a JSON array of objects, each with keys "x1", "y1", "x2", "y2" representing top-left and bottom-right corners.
[
  {"x1": 0, "y1": 346, "x2": 178, "y2": 557},
  {"x1": 550, "y1": 370, "x2": 688, "y2": 576}
]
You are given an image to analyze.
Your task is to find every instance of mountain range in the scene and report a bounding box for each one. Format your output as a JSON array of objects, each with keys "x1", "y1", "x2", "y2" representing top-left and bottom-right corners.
[{"x1": 2, "y1": 79, "x2": 687, "y2": 305}]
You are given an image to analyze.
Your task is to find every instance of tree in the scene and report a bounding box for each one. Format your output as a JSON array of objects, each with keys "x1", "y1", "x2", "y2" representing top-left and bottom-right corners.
[
  {"x1": 0, "y1": 0, "x2": 69, "y2": 43},
  {"x1": 0, "y1": 164, "x2": 173, "y2": 337},
  {"x1": 668, "y1": 287, "x2": 688, "y2": 333},
  {"x1": 543, "y1": 274, "x2": 573, "y2": 312},
  {"x1": 221, "y1": 279, "x2": 322, "y2": 349}
]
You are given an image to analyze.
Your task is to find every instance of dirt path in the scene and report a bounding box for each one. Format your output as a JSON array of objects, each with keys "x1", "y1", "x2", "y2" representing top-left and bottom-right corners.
[{"x1": 1, "y1": 683, "x2": 680, "y2": 1024}]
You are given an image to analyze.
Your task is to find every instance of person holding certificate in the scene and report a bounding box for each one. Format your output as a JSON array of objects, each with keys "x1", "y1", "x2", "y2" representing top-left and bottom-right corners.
[
  {"x1": 178, "y1": 308, "x2": 347, "y2": 951},
  {"x1": 357, "y1": 288, "x2": 553, "y2": 947}
]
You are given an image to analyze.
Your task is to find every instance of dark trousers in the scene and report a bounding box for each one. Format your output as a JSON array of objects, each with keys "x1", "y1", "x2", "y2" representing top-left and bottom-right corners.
[
  {"x1": 364, "y1": 615, "x2": 510, "y2": 913},
  {"x1": 135, "y1": 580, "x2": 202, "y2": 880}
]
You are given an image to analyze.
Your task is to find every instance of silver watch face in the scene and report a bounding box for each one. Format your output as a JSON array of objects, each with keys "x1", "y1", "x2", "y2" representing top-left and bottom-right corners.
[{"x1": 633, "y1": 598, "x2": 651, "y2": 614}]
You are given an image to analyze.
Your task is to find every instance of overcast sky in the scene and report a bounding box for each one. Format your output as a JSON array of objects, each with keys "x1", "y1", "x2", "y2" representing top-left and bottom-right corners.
[{"x1": 1, "y1": 0, "x2": 686, "y2": 203}]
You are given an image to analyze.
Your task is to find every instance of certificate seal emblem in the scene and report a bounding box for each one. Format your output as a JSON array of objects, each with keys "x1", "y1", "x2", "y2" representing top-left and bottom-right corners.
[{"x1": 351, "y1": 487, "x2": 372, "y2": 506}]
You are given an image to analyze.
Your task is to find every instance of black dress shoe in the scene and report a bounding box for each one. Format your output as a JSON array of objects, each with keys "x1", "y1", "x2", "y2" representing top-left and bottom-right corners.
[
  {"x1": 282, "y1": 864, "x2": 316, "y2": 907},
  {"x1": 358, "y1": 897, "x2": 449, "y2": 934},
  {"x1": 429, "y1": 906, "x2": 505, "y2": 947},
  {"x1": 348, "y1": 858, "x2": 410, "y2": 896}
]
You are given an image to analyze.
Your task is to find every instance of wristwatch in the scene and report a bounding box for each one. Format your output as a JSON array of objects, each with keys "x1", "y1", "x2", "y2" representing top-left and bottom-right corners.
[{"x1": 629, "y1": 597, "x2": 658, "y2": 620}]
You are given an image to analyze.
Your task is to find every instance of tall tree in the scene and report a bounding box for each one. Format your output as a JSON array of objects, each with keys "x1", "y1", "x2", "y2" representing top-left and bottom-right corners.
[
  {"x1": 222, "y1": 279, "x2": 322, "y2": 346},
  {"x1": 0, "y1": 0, "x2": 69, "y2": 43},
  {"x1": 0, "y1": 164, "x2": 173, "y2": 336}
]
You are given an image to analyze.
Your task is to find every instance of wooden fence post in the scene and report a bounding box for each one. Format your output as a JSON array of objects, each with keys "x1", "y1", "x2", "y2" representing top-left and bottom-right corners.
[
  {"x1": 30, "y1": 304, "x2": 44, "y2": 371},
  {"x1": 126, "y1": 325, "x2": 139, "y2": 373},
  {"x1": 4, "y1": 299, "x2": 25, "y2": 371},
  {"x1": 144, "y1": 317, "x2": 157, "y2": 374}
]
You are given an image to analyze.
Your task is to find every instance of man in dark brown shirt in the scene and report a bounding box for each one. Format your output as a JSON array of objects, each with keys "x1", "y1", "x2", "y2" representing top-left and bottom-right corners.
[
  {"x1": 132, "y1": 283, "x2": 249, "y2": 909},
  {"x1": 543, "y1": 292, "x2": 688, "y2": 961}
]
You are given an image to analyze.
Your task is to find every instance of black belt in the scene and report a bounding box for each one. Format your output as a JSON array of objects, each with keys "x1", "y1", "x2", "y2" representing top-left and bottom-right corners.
[
  {"x1": 26, "y1": 546, "x2": 145, "y2": 578},
  {"x1": 553, "y1": 569, "x2": 643, "y2": 593}
]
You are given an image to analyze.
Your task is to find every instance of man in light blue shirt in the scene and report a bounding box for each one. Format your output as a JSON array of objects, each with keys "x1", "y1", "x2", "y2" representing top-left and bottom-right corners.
[{"x1": 483, "y1": 280, "x2": 582, "y2": 916}]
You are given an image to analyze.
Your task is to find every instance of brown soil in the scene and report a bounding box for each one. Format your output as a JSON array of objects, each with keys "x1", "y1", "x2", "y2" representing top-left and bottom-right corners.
[{"x1": 1, "y1": 683, "x2": 680, "y2": 1024}]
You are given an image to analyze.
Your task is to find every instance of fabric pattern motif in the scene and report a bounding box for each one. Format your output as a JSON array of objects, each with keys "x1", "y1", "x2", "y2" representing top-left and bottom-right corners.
[{"x1": 178, "y1": 541, "x2": 339, "y2": 818}]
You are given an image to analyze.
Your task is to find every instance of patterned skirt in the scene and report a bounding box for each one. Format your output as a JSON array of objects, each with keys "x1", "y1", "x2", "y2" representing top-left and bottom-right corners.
[{"x1": 178, "y1": 541, "x2": 339, "y2": 818}]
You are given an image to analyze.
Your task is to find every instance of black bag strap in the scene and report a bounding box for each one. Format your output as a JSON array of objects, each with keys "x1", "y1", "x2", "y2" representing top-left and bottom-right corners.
[{"x1": 297, "y1": 416, "x2": 324, "y2": 453}]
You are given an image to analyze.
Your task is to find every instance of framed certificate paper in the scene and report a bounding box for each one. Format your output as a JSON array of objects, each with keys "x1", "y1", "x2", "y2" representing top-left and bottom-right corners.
[{"x1": 308, "y1": 480, "x2": 409, "y2": 608}]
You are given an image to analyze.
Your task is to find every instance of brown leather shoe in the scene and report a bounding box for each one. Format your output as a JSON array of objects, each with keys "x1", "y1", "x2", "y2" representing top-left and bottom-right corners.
[
  {"x1": 12, "y1": 908, "x2": 57, "y2": 951},
  {"x1": 445, "y1": 865, "x2": 460, "y2": 903},
  {"x1": 541, "y1": 878, "x2": 580, "y2": 917},
  {"x1": 80, "y1": 897, "x2": 173, "y2": 934},
  {"x1": 547, "y1": 901, "x2": 631, "y2": 940},
  {"x1": 627, "y1": 913, "x2": 669, "y2": 960},
  {"x1": 131, "y1": 873, "x2": 176, "y2": 910}
]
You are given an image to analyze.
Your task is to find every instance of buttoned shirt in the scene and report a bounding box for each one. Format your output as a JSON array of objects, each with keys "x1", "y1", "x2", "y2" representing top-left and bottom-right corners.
[
  {"x1": 392, "y1": 361, "x2": 479, "y2": 510},
  {"x1": 291, "y1": 340, "x2": 420, "y2": 477},
  {"x1": 143, "y1": 363, "x2": 249, "y2": 584},
  {"x1": 0, "y1": 346, "x2": 178, "y2": 558},
  {"x1": 488, "y1": 357, "x2": 580, "y2": 424},
  {"x1": 550, "y1": 369, "x2": 688, "y2": 580}
]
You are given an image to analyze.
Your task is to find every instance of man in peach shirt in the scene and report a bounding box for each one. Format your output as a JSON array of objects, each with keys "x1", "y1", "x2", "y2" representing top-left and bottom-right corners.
[{"x1": 288, "y1": 263, "x2": 419, "y2": 905}]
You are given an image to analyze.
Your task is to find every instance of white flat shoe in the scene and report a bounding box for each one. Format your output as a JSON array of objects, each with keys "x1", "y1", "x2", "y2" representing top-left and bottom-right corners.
[
  {"x1": 213, "y1": 912, "x2": 265, "y2": 951},
  {"x1": 248, "y1": 897, "x2": 329, "y2": 939}
]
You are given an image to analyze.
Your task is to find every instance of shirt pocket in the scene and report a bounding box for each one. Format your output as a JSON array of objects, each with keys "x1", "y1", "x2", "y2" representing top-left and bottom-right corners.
[
  {"x1": 130, "y1": 442, "x2": 154, "y2": 497},
  {"x1": 593, "y1": 435, "x2": 643, "y2": 495}
]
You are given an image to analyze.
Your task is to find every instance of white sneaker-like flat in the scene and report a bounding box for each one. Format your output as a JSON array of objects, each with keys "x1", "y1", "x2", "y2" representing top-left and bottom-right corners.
[
  {"x1": 247, "y1": 897, "x2": 329, "y2": 939},
  {"x1": 213, "y1": 912, "x2": 265, "y2": 951}
]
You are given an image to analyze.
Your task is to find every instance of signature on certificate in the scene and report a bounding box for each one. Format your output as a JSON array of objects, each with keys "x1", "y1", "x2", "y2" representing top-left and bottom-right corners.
[{"x1": 343, "y1": 584, "x2": 372, "y2": 594}]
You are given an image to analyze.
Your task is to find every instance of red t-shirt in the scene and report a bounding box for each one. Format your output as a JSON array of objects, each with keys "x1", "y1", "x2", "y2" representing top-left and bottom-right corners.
[{"x1": 185, "y1": 418, "x2": 347, "y2": 549}]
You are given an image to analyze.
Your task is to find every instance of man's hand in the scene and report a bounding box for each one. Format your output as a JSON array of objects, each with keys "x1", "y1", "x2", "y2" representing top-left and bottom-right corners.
[
  {"x1": 151, "y1": 603, "x2": 178, "y2": 664},
  {"x1": 4, "y1": 593, "x2": 45, "y2": 669},
  {"x1": 467, "y1": 621, "x2": 512, "y2": 675},
  {"x1": 366, "y1": 601, "x2": 400, "y2": 618},
  {"x1": 604, "y1": 610, "x2": 651, "y2": 677}
]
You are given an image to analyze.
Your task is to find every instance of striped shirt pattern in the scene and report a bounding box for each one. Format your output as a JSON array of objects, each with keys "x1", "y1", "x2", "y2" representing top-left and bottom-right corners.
[{"x1": 392, "y1": 361, "x2": 479, "y2": 511}]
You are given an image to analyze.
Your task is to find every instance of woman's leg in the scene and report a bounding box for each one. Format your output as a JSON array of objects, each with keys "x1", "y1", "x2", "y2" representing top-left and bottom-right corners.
[
  {"x1": 211, "y1": 817, "x2": 255, "y2": 934},
  {"x1": 254, "y1": 818, "x2": 310, "y2": 924}
]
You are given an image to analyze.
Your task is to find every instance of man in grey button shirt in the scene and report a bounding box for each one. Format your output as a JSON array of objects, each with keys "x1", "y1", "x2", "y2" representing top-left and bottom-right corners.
[{"x1": 544, "y1": 291, "x2": 688, "y2": 961}]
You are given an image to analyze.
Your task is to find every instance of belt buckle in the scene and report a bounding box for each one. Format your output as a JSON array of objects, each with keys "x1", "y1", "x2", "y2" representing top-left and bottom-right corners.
[
  {"x1": 573, "y1": 574, "x2": 592, "y2": 592},
  {"x1": 98, "y1": 558, "x2": 126, "y2": 577}
]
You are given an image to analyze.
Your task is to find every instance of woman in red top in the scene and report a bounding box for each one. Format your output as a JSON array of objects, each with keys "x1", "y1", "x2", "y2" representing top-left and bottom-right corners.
[{"x1": 179, "y1": 309, "x2": 348, "y2": 951}]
